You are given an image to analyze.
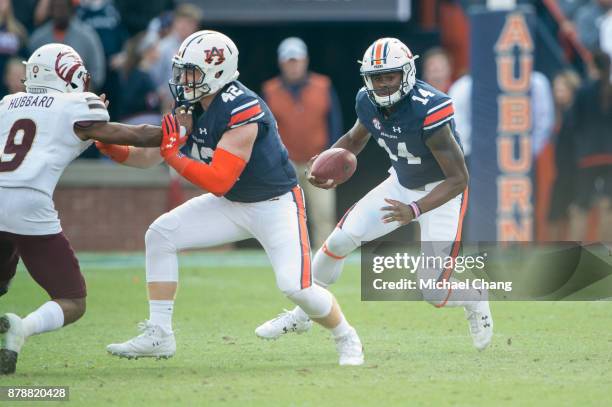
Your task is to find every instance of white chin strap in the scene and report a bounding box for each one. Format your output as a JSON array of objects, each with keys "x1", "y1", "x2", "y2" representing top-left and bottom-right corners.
[{"x1": 373, "y1": 90, "x2": 402, "y2": 107}]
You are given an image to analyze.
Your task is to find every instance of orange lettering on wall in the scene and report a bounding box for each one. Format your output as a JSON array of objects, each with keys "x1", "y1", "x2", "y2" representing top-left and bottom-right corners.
[
  {"x1": 498, "y1": 218, "x2": 533, "y2": 241},
  {"x1": 494, "y1": 13, "x2": 534, "y2": 53},
  {"x1": 498, "y1": 176, "x2": 532, "y2": 213},
  {"x1": 498, "y1": 135, "x2": 531, "y2": 173},
  {"x1": 498, "y1": 96, "x2": 531, "y2": 133},
  {"x1": 497, "y1": 55, "x2": 532, "y2": 93}
]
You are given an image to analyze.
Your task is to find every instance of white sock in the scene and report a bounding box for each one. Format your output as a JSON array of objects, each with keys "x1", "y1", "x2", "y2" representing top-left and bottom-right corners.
[
  {"x1": 292, "y1": 306, "x2": 310, "y2": 322},
  {"x1": 22, "y1": 301, "x2": 65, "y2": 338},
  {"x1": 331, "y1": 315, "x2": 351, "y2": 338},
  {"x1": 149, "y1": 300, "x2": 174, "y2": 333}
]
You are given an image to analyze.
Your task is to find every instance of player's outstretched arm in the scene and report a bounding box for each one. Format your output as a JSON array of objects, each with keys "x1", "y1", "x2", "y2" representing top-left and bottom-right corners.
[
  {"x1": 95, "y1": 142, "x2": 163, "y2": 169},
  {"x1": 330, "y1": 118, "x2": 371, "y2": 156},
  {"x1": 74, "y1": 121, "x2": 162, "y2": 148},
  {"x1": 419, "y1": 123, "x2": 469, "y2": 213},
  {"x1": 161, "y1": 114, "x2": 255, "y2": 195}
]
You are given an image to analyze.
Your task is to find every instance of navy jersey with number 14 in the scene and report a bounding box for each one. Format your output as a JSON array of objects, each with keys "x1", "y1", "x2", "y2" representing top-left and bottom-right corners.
[{"x1": 356, "y1": 79, "x2": 462, "y2": 189}]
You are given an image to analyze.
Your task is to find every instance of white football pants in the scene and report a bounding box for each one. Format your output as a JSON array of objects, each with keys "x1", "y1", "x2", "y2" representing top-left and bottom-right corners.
[{"x1": 314, "y1": 171, "x2": 484, "y2": 307}]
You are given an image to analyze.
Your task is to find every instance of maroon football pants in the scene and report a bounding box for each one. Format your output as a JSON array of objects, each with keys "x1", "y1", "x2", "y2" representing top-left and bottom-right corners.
[{"x1": 0, "y1": 231, "x2": 86, "y2": 299}]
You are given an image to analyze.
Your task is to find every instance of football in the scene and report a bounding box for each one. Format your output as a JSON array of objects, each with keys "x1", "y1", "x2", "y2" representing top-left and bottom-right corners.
[{"x1": 310, "y1": 148, "x2": 357, "y2": 185}]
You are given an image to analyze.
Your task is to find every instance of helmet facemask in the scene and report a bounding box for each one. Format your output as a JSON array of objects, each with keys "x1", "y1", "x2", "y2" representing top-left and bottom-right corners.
[
  {"x1": 168, "y1": 31, "x2": 241, "y2": 105},
  {"x1": 169, "y1": 59, "x2": 210, "y2": 104},
  {"x1": 361, "y1": 60, "x2": 417, "y2": 108},
  {"x1": 359, "y1": 38, "x2": 419, "y2": 108}
]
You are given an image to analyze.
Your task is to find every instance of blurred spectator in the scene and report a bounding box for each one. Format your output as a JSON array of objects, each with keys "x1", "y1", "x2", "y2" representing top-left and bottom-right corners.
[
  {"x1": 601, "y1": 10, "x2": 612, "y2": 73},
  {"x1": 449, "y1": 71, "x2": 554, "y2": 160},
  {"x1": 529, "y1": 72, "x2": 556, "y2": 156},
  {"x1": 0, "y1": 0, "x2": 27, "y2": 96},
  {"x1": 114, "y1": 0, "x2": 174, "y2": 36},
  {"x1": 558, "y1": 0, "x2": 591, "y2": 20},
  {"x1": 77, "y1": 0, "x2": 128, "y2": 119},
  {"x1": 150, "y1": 3, "x2": 202, "y2": 112},
  {"x1": 33, "y1": 0, "x2": 51, "y2": 27},
  {"x1": 567, "y1": 51, "x2": 612, "y2": 241},
  {"x1": 29, "y1": 0, "x2": 106, "y2": 90},
  {"x1": 448, "y1": 74, "x2": 471, "y2": 159},
  {"x1": 2, "y1": 57, "x2": 24, "y2": 95},
  {"x1": 11, "y1": 0, "x2": 38, "y2": 33},
  {"x1": 548, "y1": 70, "x2": 582, "y2": 240},
  {"x1": 145, "y1": 10, "x2": 173, "y2": 41},
  {"x1": 77, "y1": 0, "x2": 127, "y2": 59},
  {"x1": 119, "y1": 31, "x2": 161, "y2": 125},
  {"x1": 573, "y1": 0, "x2": 612, "y2": 50},
  {"x1": 422, "y1": 47, "x2": 453, "y2": 93},
  {"x1": 262, "y1": 37, "x2": 343, "y2": 248}
]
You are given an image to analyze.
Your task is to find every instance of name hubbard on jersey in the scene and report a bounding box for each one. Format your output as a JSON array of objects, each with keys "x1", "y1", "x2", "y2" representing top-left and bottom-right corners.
[
  {"x1": 6, "y1": 95, "x2": 55, "y2": 110},
  {"x1": 356, "y1": 79, "x2": 462, "y2": 189},
  {"x1": 182, "y1": 80, "x2": 297, "y2": 203}
]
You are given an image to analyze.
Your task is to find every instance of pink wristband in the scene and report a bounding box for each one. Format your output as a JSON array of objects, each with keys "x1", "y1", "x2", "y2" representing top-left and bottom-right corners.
[{"x1": 408, "y1": 201, "x2": 421, "y2": 218}]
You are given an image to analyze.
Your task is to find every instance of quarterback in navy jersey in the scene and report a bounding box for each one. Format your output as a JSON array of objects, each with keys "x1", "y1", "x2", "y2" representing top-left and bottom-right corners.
[
  {"x1": 355, "y1": 78, "x2": 463, "y2": 189},
  {"x1": 258, "y1": 38, "x2": 494, "y2": 352},
  {"x1": 104, "y1": 30, "x2": 364, "y2": 366}
]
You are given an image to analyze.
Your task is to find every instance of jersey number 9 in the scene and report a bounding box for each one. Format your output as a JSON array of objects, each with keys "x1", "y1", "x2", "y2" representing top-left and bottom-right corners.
[{"x1": 0, "y1": 119, "x2": 37, "y2": 172}]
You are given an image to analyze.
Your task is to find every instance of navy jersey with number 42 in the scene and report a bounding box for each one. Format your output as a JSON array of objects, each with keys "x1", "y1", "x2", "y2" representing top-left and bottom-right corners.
[
  {"x1": 182, "y1": 80, "x2": 297, "y2": 202},
  {"x1": 356, "y1": 79, "x2": 462, "y2": 189}
]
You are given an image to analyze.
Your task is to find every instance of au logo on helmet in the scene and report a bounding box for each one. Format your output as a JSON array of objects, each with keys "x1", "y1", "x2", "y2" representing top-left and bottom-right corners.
[{"x1": 204, "y1": 47, "x2": 225, "y2": 65}]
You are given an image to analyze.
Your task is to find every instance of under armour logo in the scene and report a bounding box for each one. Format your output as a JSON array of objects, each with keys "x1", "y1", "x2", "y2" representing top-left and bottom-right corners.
[
  {"x1": 393, "y1": 126, "x2": 401, "y2": 133},
  {"x1": 199, "y1": 128, "x2": 207, "y2": 135}
]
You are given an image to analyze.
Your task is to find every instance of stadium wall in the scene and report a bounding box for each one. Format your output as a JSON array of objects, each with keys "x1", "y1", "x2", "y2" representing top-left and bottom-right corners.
[{"x1": 55, "y1": 162, "x2": 200, "y2": 251}]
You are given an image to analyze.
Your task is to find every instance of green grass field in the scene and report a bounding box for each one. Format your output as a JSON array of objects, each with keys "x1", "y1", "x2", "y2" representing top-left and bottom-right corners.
[{"x1": 2, "y1": 251, "x2": 611, "y2": 406}]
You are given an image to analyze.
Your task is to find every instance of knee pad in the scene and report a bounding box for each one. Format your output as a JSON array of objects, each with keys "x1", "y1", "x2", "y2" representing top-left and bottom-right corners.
[
  {"x1": 324, "y1": 227, "x2": 359, "y2": 259},
  {"x1": 145, "y1": 226, "x2": 175, "y2": 253},
  {"x1": 145, "y1": 227, "x2": 179, "y2": 282},
  {"x1": 312, "y1": 228, "x2": 357, "y2": 287},
  {"x1": 145, "y1": 210, "x2": 181, "y2": 255},
  {"x1": 286, "y1": 285, "x2": 333, "y2": 319}
]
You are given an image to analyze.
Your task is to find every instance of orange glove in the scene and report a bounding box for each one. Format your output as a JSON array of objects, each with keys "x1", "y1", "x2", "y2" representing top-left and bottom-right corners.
[
  {"x1": 160, "y1": 113, "x2": 187, "y2": 158},
  {"x1": 95, "y1": 141, "x2": 129, "y2": 163}
]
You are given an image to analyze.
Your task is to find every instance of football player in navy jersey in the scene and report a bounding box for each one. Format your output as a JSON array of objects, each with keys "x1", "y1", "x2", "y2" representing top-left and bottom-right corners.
[
  {"x1": 257, "y1": 38, "x2": 493, "y2": 351},
  {"x1": 101, "y1": 31, "x2": 364, "y2": 365}
]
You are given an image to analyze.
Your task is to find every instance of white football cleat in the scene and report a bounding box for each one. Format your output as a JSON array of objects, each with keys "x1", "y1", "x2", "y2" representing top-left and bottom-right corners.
[
  {"x1": 465, "y1": 300, "x2": 493, "y2": 351},
  {"x1": 0, "y1": 313, "x2": 25, "y2": 375},
  {"x1": 255, "y1": 309, "x2": 312, "y2": 340},
  {"x1": 335, "y1": 327, "x2": 364, "y2": 366},
  {"x1": 107, "y1": 320, "x2": 176, "y2": 359}
]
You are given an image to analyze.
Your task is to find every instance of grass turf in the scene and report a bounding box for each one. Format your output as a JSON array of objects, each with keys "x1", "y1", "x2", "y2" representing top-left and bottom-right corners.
[{"x1": 1, "y1": 252, "x2": 611, "y2": 406}]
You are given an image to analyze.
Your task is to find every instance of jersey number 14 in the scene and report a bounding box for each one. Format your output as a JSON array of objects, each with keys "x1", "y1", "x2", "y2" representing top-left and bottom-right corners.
[{"x1": 377, "y1": 139, "x2": 421, "y2": 164}]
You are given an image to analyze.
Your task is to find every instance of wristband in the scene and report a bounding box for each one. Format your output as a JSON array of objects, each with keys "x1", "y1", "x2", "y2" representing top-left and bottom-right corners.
[{"x1": 408, "y1": 201, "x2": 421, "y2": 218}]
